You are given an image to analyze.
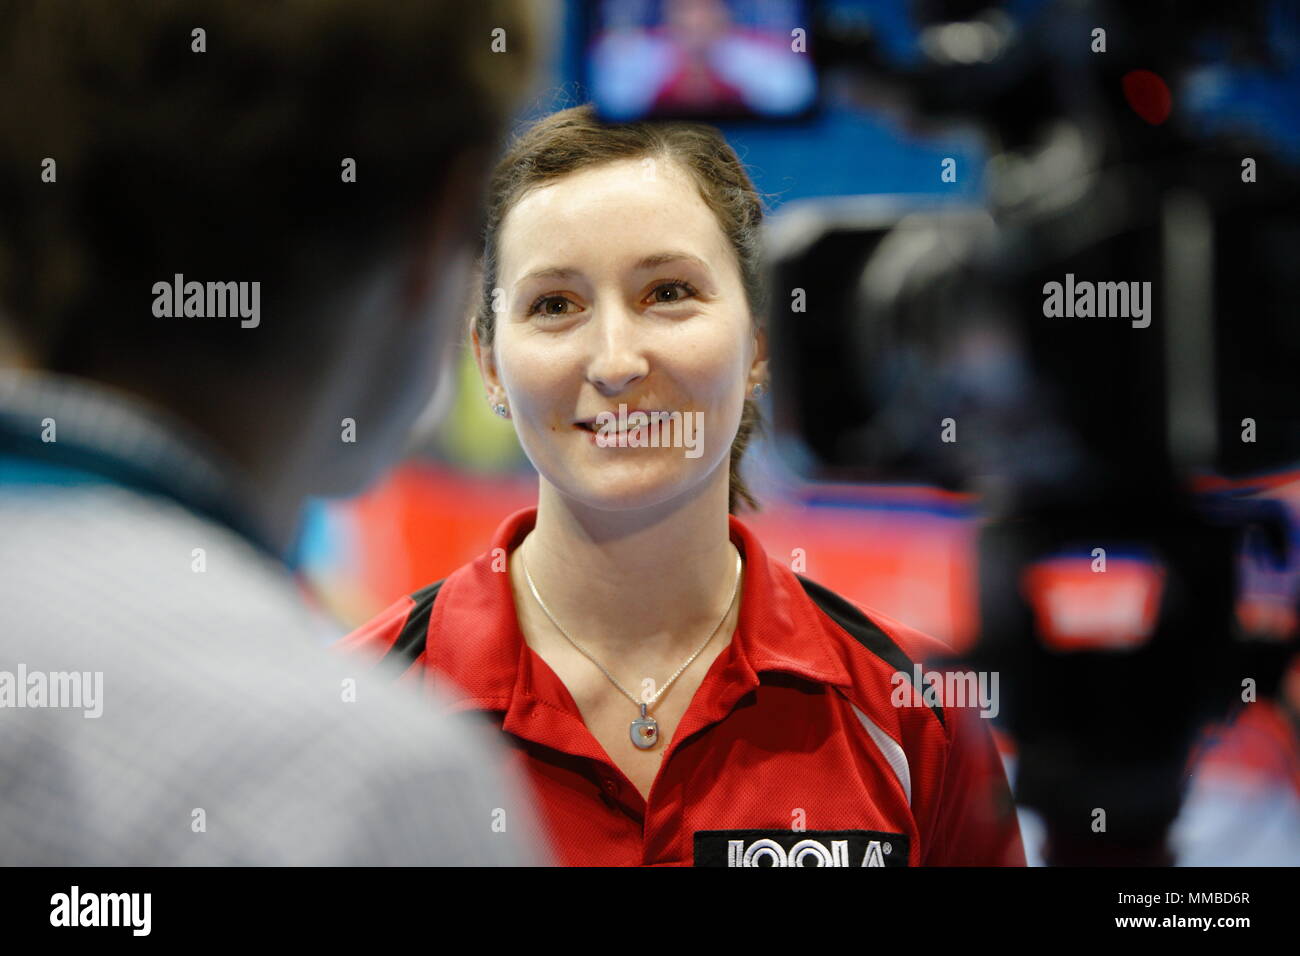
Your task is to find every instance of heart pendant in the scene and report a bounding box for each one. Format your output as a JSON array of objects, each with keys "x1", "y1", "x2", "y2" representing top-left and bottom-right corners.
[{"x1": 630, "y1": 702, "x2": 659, "y2": 750}]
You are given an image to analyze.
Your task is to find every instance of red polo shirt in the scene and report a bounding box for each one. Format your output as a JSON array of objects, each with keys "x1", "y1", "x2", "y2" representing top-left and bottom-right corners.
[{"x1": 339, "y1": 506, "x2": 1026, "y2": 867}]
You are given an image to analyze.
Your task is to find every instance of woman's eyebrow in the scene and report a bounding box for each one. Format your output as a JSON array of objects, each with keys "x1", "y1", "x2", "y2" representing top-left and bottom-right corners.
[
  {"x1": 513, "y1": 251, "x2": 713, "y2": 289},
  {"x1": 631, "y1": 251, "x2": 713, "y2": 275},
  {"x1": 514, "y1": 265, "x2": 579, "y2": 288}
]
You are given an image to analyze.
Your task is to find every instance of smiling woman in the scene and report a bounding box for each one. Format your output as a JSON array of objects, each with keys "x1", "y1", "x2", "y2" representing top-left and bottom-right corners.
[
  {"x1": 473, "y1": 104, "x2": 770, "y2": 515},
  {"x1": 475, "y1": 155, "x2": 761, "y2": 516},
  {"x1": 340, "y1": 103, "x2": 1026, "y2": 868}
]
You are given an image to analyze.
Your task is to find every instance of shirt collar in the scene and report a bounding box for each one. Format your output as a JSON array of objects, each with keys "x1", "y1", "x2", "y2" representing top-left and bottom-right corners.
[
  {"x1": 425, "y1": 506, "x2": 854, "y2": 724},
  {"x1": 0, "y1": 368, "x2": 285, "y2": 562}
]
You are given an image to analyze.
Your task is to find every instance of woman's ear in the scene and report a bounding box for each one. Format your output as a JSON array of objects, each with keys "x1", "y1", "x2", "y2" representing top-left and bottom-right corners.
[
  {"x1": 471, "y1": 324, "x2": 507, "y2": 406},
  {"x1": 749, "y1": 326, "x2": 769, "y2": 385}
]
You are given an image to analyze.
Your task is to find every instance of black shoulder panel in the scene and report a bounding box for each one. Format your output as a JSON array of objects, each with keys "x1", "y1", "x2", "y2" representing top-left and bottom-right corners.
[
  {"x1": 795, "y1": 574, "x2": 945, "y2": 728},
  {"x1": 381, "y1": 579, "x2": 445, "y2": 672}
]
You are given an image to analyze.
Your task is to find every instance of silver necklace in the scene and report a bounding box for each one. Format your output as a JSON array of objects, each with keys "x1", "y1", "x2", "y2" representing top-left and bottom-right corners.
[{"x1": 519, "y1": 541, "x2": 743, "y2": 750}]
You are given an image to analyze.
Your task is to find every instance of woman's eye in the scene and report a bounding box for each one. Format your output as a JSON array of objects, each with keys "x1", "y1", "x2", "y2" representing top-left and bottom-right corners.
[
  {"x1": 527, "y1": 295, "x2": 578, "y2": 318},
  {"x1": 645, "y1": 280, "x2": 699, "y2": 306}
]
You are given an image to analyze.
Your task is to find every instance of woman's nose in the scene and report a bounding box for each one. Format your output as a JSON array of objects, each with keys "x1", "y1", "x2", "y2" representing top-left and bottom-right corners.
[{"x1": 586, "y1": 307, "x2": 649, "y2": 395}]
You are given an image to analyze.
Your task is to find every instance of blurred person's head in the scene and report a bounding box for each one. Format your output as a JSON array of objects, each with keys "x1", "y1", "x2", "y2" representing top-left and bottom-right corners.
[
  {"x1": 0, "y1": 0, "x2": 546, "y2": 542},
  {"x1": 667, "y1": 0, "x2": 733, "y2": 54},
  {"x1": 471, "y1": 103, "x2": 768, "y2": 517}
]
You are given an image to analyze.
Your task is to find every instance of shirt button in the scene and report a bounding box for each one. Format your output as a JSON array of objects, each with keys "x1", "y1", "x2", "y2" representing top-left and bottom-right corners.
[{"x1": 602, "y1": 778, "x2": 619, "y2": 796}]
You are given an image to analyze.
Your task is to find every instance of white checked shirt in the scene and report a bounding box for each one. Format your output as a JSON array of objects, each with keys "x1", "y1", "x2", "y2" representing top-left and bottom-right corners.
[{"x1": 0, "y1": 370, "x2": 547, "y2": 865}]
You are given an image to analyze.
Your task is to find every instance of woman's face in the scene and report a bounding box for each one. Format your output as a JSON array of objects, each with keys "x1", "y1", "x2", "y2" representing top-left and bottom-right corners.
[{"x1": 480, "y1": 157, "x2": 765, "y2": 513}]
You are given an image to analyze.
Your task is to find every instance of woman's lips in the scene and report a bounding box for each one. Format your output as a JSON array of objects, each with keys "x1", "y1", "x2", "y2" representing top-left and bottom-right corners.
[
  {"x1": 573, "y1": 408, "x2": 662, "y2": 428},
  {"x1": 573, "y1": 412, "x2": 669, "y2": 446},
  {"x1": 574, "y1": 422, "x2": 647, "y2": 446}
]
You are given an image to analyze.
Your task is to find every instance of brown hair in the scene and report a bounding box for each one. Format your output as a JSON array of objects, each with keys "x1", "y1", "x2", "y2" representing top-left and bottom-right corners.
[{"x1": 474, "y1": 104, "x2": 768, "y2": 513}]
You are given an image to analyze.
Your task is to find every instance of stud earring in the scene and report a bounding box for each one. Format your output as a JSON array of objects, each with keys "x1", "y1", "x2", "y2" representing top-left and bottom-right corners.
[
  {"x1": 492, "y1": 401, "x2": 510, "y2": 419},
  {"x1": 750, "y1": 382, "x2": 766, "y2": 399}
]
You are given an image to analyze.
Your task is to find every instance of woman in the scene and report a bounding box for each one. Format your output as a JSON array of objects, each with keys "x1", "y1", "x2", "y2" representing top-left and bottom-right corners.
[{"x1": 342, "y1": 104, "x2": 1025, "y2": 867}]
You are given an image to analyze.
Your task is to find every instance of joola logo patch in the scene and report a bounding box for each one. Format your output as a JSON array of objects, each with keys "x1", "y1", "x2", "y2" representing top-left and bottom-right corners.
[{"x1": 693, "y1": 829, "x2": 910, "y2": 867}]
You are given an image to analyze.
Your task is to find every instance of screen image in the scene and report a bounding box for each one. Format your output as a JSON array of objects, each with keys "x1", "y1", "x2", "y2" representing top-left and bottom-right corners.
[{"x1": 585, "y1": 0, "x2": 818, "y2": 121}]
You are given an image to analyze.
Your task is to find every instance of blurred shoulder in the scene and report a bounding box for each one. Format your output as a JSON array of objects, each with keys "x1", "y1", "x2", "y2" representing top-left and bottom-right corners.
[{"x1": 0, "y1": 487, "x2": 537, "y2": 864}]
